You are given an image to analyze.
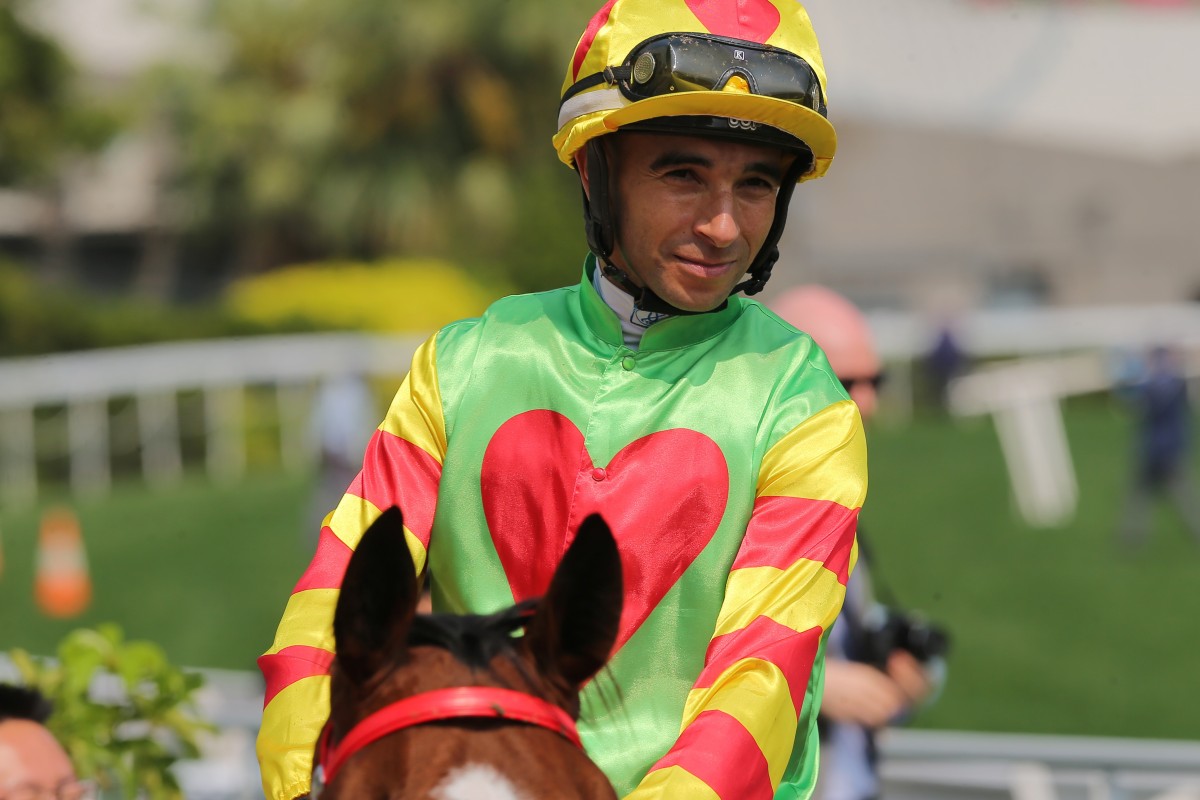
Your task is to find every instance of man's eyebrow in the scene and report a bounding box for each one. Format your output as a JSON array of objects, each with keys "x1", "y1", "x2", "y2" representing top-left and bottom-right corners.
[
  {"x1": 648, "y1": 151, "x2": 786, "y2": 182},
  {"x1": 649, "y1": 151, "x2": 713, "y2": 172},
  {"x1": 745, "y1": 160, "x2": 785, "y2": 182}
]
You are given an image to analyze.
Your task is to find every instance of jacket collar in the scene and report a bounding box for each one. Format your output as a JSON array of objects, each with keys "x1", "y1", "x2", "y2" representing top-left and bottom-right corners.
[{"x1": 577, "y1": 254, "x2": 743, "y2": 351}]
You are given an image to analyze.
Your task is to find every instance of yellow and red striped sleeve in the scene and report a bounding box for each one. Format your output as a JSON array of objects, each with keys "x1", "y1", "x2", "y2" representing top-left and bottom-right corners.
[
  {"x1": 255, "y1": 334, "x2": 447, "y2": 800},
  {"x1": 627, "y1": 399, "x2": 866, "y2": 800}
]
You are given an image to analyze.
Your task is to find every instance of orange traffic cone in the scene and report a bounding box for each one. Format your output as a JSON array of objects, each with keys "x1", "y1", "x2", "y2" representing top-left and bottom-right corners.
[{"x1": 35, "y1": 507, "x2": 92, "y2": 618}]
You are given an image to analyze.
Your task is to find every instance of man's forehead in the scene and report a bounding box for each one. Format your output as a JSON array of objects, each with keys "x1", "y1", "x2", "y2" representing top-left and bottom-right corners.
[
  {"x1": 617, "y1": 131, "x2": 793, "y2": 170},
  {"x1": 0, "y1": 720, "x2": 75, "y2": 786}
]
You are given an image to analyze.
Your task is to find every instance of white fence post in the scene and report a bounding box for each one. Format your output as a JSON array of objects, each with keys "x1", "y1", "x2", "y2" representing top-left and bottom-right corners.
[
  {"x1": 276, "y1": 382, "x2": 314, "y2": 473},
  {"x1": 138, "y1": 391, "x2": 183, "y2": 488},
  {"x1": 205, "y1": 385, "x2": 245, "y2": 484},
  {"x1": 1, "y1": 407, "x2": 38, "y2": 506},
  {"x1": 68, "y1": 398, "x2": 110, "y2": 497}
]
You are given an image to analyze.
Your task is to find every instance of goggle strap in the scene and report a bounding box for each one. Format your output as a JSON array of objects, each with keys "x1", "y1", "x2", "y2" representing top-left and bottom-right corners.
[{"x1": 561, "y1": 66, "x2": 634, "y2": 106}]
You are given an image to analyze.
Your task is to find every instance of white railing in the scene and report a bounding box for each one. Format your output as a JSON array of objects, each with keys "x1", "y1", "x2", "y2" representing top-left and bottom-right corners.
[
  {"x1": 0, "y1": 333, "x2": 423, "y2": 507},
  {"x1": 880, "y1": 729, "x2": 1200, "y2": 800},
  {"x1": 3, "y1": 301, "x2": 1199, "y2": 516},
  {"x1": 177, "y1": 669, "x2": 1200, "y2": 800}
]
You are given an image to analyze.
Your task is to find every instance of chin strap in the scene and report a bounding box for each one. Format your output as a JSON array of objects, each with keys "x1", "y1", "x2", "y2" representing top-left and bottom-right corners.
[
  {"x1": 597, "y1": 256, "x2": 718, "y2": 316},
  {"x1": 580, "y1": 138, "x2": 809, "y2": 316}
]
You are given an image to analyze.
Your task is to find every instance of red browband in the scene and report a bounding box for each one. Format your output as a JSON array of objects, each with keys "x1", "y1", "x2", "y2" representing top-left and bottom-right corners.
[{"x1": 317, "y1": 686, "x2": 583, "y2": 784}]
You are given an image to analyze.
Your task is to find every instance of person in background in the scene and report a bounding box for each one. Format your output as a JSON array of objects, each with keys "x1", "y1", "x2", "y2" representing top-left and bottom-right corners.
[
  {"x1": 772, "y1": 285, "x2": 944, "y2": 800},
  {"x1": 257, "y1": 1, "x2": 868, "y2": 798},
  {"x1": 0, "y1": 684, "x2": 93, "y2": 799},
  {"x1": 1117, "y1": 343, "x2": 1200, "y2": 548},
  {"x1": 922, "y1": 323, "x2": 965, "y2": 414},
  {"x1": 306, "y1": 371, "x2": 376, "y2": 548}
]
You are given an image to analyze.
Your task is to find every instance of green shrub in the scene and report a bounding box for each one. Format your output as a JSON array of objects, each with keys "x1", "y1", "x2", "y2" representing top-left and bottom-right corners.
[
  {"x1": 224, "y1": 258, "x2": 511, "y2": 333},
  {"x1": 0, "y1": 262, "x2": 289, "y2": 357},
  {"x1": 7, "y1": 624, "x2": 211, "y2": 799}
]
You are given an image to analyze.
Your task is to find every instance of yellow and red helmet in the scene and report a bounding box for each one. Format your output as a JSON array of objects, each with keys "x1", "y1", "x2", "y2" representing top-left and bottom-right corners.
[{"x1": 554, "y1": 0, "x2": 837, "y2": 182}]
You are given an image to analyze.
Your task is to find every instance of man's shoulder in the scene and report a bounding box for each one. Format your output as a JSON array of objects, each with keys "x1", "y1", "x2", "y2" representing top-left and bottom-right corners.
[
  {"x1": 488, "y1": 284, "x2": 579, "y2": 315},
  {"x1": 732, "y1": 297, "x2": 822, "y2": 355},
  {"x1": 434, "y1": 284, "x2": 579, "y2": 344},
  {"x1": 731, "y1": 298, "x2": 848, "y2": 406}
]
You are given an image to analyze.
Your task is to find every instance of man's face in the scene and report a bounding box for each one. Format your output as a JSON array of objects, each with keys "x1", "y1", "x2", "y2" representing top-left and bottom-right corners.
[
  {"x1": 589, "y1": 132, "x2": 794, "y2": 313},
  {"x1": 0, "y1": 720, "x2": 77, "y2": 795}
]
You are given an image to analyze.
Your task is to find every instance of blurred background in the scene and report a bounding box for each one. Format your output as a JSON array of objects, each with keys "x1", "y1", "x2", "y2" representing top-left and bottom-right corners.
[{"x1": 1, "y1": 0, "x2": 1198, "y2": 797}]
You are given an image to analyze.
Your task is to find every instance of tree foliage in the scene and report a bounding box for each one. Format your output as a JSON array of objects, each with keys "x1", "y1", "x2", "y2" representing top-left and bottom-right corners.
[
  {"x1": 0, "y1": 0, "x2": 115, "y2": 186},
  {"x1": 8, "y1": 624, "x2": 211, "y2": 799},
  {"x1": 141, "y1": 0, "x2": 597, "y2": 290}
]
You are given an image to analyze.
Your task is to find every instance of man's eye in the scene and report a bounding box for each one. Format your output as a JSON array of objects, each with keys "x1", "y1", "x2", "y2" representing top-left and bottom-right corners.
[{"x1": 741, "y1": 177, "x2": 783, "y2": 198}]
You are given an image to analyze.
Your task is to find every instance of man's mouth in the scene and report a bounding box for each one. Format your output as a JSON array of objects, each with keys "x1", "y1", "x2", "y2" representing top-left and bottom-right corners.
[{"x1": 676, "y1": 256, "x2": 736, "y2": 277}]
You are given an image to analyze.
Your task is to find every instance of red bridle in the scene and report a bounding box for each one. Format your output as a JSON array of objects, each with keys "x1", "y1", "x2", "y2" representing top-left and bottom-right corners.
[{"x1": 316, "y1": 686, "x2": 583, "y2": 785}]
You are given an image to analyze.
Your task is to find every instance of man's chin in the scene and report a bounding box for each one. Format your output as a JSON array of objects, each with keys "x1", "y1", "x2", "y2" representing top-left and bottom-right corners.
[
  {"x1": 664, "y1": 294, "x2": 726, "y2": 313},
  {"x1": 659, "y1": 281, "x2": 735, "y2": 313}
]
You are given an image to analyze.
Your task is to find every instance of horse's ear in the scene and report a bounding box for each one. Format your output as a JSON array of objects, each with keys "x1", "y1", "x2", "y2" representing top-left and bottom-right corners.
[
  {"x1": 333, "y1": 506, "x2": 420, "y2": 686},
  {"x1": 527, "y1": 513, "x2": 623, "y2": 689}
]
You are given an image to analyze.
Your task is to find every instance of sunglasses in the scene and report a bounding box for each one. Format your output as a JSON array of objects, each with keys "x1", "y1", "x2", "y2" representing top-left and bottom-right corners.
[
  {"x1": 564, "y1": 33, "x2": 826, "y2": 115},
  {"x1": 839, "y1": 373, "x2": 886, "y2": 393}
]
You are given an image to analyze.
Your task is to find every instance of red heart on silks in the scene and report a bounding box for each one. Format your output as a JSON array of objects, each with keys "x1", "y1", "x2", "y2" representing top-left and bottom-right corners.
[
  {"x1": 481, "y1": 409, "x2": 729, "y2": 653},
  {"x1": 684, "y1": 0, "x2": 781, "y2": 44}
]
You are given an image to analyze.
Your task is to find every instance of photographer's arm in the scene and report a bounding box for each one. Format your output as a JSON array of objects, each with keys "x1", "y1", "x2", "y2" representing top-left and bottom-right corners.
[{"x1": 821, "y1": 657, "x2": 916, "y2": 728}]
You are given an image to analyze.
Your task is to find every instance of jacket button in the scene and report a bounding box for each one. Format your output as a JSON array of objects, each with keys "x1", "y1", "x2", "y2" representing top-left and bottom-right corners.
[
  {"x1": 621, "y1": 356, "x2": 635, "y2": 371},
  {"x1": 591, "y1": 467, "x2": 606, "y2": 481}
]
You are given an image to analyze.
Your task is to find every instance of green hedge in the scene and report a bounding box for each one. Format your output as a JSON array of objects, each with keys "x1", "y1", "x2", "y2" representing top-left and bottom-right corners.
[
  {"x1": 0, "y1": 257, "x2": 512, "y2": 357},
  {"x1": 223, "y1": 258, "x2": 511, "y2": 334},
  {"x1": 0, "y1": 263, "x2": 284, "y2": 357}
]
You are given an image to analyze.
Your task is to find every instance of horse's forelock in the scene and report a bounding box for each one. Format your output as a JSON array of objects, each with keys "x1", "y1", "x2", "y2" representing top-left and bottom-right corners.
[{"x1": 406, "y1": 599, "x2": 541, "y2": 671}]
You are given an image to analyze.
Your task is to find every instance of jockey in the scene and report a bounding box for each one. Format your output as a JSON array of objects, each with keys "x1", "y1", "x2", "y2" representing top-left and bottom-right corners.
[
  {"x1": 256, "y1": 1, "x2": 865, "y2": 799},
  {"x1": 556, "y1": 0, "x2": 835, "y2": 317}
]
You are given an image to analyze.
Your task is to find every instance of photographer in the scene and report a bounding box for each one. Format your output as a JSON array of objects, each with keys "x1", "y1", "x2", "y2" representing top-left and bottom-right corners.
[
  {"x1": 0, "y1": 684, "x2": 92, "y2": 798},
  {"x1": 772, "y1": 286, "x2": 948, "y2": 800}
]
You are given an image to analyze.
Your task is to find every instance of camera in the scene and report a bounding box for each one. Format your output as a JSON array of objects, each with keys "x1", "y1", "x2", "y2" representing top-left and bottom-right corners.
[{"x1": 855, "y1": 604, "x2": 950, "y2": 671}]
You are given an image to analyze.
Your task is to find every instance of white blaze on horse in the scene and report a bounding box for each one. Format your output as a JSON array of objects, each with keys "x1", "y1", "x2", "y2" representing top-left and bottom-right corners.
[{"x1": 313, "y1": 506, "x2": 622, "y2": 799}]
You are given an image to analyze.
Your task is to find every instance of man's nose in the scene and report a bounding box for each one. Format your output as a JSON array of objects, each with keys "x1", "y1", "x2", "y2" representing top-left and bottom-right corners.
[{"x1": 694, "y1": 191, "x2": 740, "y2": 249}]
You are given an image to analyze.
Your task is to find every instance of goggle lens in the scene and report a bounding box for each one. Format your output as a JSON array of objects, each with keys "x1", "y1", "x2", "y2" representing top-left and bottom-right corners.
[{"x1": 615, "y1": 34, "x2": 824, "y2": 114}]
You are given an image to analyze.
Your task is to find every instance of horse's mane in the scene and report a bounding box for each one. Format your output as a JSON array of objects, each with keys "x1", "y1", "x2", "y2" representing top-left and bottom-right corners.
[
  {"x1": 404, "y1": 595, "x2": 622, "y2": 718},
  {"x1": 406, "y1": 598, "x2": 540, "y2": 670}
]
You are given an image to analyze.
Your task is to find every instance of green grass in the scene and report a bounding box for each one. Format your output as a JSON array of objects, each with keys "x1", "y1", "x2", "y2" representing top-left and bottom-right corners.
[
  {"x1": 865, "y1": 400, "x2": 1200, "y2": 740},
  {"x1": 0, "y1": 471, "x2": 312, "y2": 673},
  {"x1": 2, "y1": 402, "x2": 1197, "y2": 740}
]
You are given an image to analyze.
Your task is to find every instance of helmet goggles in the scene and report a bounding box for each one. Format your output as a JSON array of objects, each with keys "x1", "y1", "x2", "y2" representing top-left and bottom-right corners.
[{"x1": 564, "y1": 33, "x2": 826, "y2": 118}]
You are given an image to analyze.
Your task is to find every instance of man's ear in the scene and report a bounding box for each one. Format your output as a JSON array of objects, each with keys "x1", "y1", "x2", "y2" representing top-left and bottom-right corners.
[{"x1": 575, "y1": 148, "x2": 591, "y2": 201}]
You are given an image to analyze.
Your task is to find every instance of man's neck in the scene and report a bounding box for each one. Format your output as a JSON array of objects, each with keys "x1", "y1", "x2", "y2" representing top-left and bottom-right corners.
[{"x1": 592, "y1": 266, "x2": 671, "y2": 350}]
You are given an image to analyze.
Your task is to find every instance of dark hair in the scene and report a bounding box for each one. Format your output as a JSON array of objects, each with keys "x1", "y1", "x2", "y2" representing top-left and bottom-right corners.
[{"x1": 0, "y1": 684, "x2": 53, "y2": 724}]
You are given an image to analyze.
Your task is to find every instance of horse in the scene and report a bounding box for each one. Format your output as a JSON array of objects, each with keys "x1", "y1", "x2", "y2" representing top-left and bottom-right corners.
[{"x1": 312, "y1": 505, "x2": 623, "y2": 799}]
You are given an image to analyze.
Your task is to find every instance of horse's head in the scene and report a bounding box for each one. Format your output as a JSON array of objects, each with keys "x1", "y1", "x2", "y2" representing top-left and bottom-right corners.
[{"x1": 316, "y1": 507, "x2": 622, "y2": 799}]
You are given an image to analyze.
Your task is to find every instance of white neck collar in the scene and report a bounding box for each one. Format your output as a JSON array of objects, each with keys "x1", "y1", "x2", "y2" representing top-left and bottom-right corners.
[{"x1": 592, "y1": 266, "x2": 671, "y2": 350}]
